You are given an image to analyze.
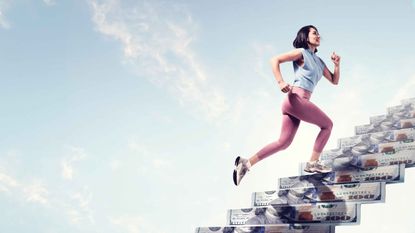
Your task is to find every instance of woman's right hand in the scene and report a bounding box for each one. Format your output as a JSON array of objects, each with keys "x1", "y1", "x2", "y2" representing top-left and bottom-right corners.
[{"x1": 279, "y1": 81, "x2": 291, "y2": 93}]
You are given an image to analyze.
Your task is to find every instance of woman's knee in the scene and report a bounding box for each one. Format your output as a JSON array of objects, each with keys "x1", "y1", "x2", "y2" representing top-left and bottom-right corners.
[
  {"x1": 324, "y1": 118, "x2": 333, "y2": 131},
  {"x1": 279, "y1": 137, "x2": 294, "y2": 150}
]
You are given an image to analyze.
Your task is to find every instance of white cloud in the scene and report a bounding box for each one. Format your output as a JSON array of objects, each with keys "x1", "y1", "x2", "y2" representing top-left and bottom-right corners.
[
  {"x1": 61, "y1": 146, "x2": 87, "y2": 180},
  {"x1": 23, "y1": 180, "x2": 49, "y2": 205},
  {"x1": 0, "y1": 171, "x2": 19, "y2": 187},
  {"x1": 88, "y1": 0, "x2": 229, "y2": 121},
  {"x1": 0, "y1": 171, "x2": 20, "y2": 194},
  {"x1": 0, "y1": 0, "x2": 11, "y2": 29},
  {"x1": 66, "y1": 187, "x2": 95, "y2": 225},
  {"x1": 43, "y1": 0, "x2": 56, "y2": 6}
]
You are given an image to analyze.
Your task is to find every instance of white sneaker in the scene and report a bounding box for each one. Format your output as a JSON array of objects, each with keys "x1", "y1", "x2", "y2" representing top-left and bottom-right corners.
[
  {"x1": 304, "y1": 160, "x2": 332, "y2": 173},
  {"x1": 233, "y1": 156, "x2": 250, "y2": 186}
]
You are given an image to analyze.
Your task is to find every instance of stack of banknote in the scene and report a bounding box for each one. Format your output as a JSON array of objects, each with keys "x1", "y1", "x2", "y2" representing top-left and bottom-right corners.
[
  {"x1": 227, "y1": 202, "x2": 360, "y2": 226},
  {"x1": 195, "y1": 225, "x2": 335, "y2": 233},
  {"x1": 195, "y1": 97, "x2": 415, "y2": 233},
  {"x1": 252, "y1": 182, "x2": 385, "y2": 206}
]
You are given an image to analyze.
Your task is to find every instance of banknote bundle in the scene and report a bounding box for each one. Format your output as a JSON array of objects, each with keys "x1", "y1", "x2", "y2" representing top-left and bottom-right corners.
[
  {"x1": 227, "y1": 203, "x2": 360, "y2": 226},
  {"x1": 355, "y1": 118, "x2": 415, "y2": 135},
  {"x1": 332, "y1": 149, "x2": 415, "y2": 170},
  {"x1": 351, "y1": 99, "x2": 414, "y2": 135},
  {"x1": 319, "y1": 128, "x2": 415, "y2": 161},
  {"x1": 388, "y1": 99, "x2": 415, "y2": 115},
  {"x1": 297, "y1": 129, "x2": 415, "y2": 174},
  {"x1": 252, "y1": 182, "x2": 385, "y2": 207},
  {"x1": 370, "y1": 108, "x2": 415, "y2": 124},
  {"x1": 400, "y1": 97, "x2": 415, "y2": 105},
  {"x1": 195, "y1": 225, "x2": 335, "y2": 233},
  {"x1": 287, "y1": 164, "x2": 404, "y2": 188},
  {"x1": 194, "y1": 98, "x2": 415, "y2": 233}
]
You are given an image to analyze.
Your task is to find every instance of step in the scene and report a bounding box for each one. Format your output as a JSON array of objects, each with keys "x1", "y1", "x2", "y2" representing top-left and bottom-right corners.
[
  {"x1": 400, "y1": 97, "x2": 415, "y2": 105},
  {"x1": 195, "y1": 225, "x2": 335, "y2": 233},
  {"x1": 252, "y1": 182, "x2": 385, "y2": 207},
  {"x1": 337, "y1": 129, "x2": 415, "y2": 155},
  {"x1": 355, "y1": 118, "x2": 415, "y2": 135},
  {"x1": 300, "y1": 149, "x2": 415, "y2": 175},
  {"x1": 354, "y1": 100, "x2": 415, "y2": 135},
  {"x1": 317, "y1": 128, "x2": 415, "y2": 162},
  {"x1": 227, "y1": 203, "x2": 360, "y2": 226},
  {"x1": 369, "y1": 108, "x2": 415, "y2": 124},
  {"x1": 286, "y1": 164, "x2": 404, "y2": 188},
  {"x1": 331, "y1": 149, "x2": 415, "y2": 170},
  {"x1": 388, "y1": 98, "x2": 415, "y2": 114}
]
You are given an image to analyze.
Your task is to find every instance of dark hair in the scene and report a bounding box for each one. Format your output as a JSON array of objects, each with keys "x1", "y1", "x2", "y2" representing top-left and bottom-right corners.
[{"x1": 293, "y1": 25, "x2": 318, "y2": 52}]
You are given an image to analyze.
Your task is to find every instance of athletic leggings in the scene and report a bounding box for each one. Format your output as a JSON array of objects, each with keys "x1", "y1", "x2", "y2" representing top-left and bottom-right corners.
[{"x1": 256, "y1": 86, "x2": 333, "y2": 160}]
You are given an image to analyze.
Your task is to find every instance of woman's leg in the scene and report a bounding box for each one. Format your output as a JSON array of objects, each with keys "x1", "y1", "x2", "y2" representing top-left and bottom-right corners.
[
  {"x1": 284, "y1": 93, "x2": 333, "y2": 161},
  {"x1": 249, "y1": 113, "x2": 301, "y2": 167}
]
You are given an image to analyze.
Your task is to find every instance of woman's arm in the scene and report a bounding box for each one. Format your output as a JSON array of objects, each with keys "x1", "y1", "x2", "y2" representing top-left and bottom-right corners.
[
  {"x1": 270, "y1": 48, "x2": 303, "y2": 93},
  {"x1": 323, "y1": 52, "x2": 341, "y2": 85}
]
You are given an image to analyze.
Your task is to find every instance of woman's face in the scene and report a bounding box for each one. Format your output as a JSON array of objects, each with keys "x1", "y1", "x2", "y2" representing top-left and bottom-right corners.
[{"x1": 308, "y1": 28, "x2": 320, "y2": 47}]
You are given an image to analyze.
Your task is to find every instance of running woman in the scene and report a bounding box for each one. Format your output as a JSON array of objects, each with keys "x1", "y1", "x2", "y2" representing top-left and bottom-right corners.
[{"x1": 233, "y1": 25, "x2": 341, "y2": 186}]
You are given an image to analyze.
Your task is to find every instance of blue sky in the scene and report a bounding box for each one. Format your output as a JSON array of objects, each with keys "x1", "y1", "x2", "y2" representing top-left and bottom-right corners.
[{"x1": 1, "y1": 0, "x2": 415, "y2": 233}]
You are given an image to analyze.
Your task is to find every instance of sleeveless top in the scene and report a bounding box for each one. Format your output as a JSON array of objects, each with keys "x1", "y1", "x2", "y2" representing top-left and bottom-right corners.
[{"x1": 292, "y1": 48, "x2": 326, "y2": 92}]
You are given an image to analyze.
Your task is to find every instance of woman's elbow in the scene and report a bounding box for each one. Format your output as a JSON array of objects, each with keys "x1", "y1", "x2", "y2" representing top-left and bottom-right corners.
[{"x1": 270, "y1": 56, "x2": 280, "y2": 65}]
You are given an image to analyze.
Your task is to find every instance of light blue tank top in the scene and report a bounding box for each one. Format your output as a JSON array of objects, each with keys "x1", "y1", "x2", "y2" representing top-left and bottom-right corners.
[{"x1": 292, "y1": 48, "x2": 326, "y2": 92}]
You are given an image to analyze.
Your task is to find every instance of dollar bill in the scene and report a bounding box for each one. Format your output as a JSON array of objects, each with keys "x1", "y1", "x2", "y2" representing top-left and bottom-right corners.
[
  {"x1": 400, "y1": 97, "x2": 415, "y2": 105},
  {"x1": 370, "y1": 111, "x2": 415, "y2": 125},
  {"x1": 388, "y1": 100, "x2": 415, "y2": 115},
  {"x1": 334, "y1": 149, "x2": 415, "y2": 169},
  {"x1": 355, "y1": 118, "x2": 415, "y2": 135},
  {"x1": 195, "y1": 225, "x2": 335, "y2": 233},
  {"x1": 227, "y1": 203, "x2": 360, "y2": 225},
  {"x1": 252, "y1": 182, "x2": 385, "y2": 207},
  {"x1": 304, "y1": 140, "x2": 415, "y2": 175},
  {"x1": 317, "y1": 128, "x2": 415, "y2": 163},
  {"x1": 287, "y1": 164, "x2": 404, "y2": 188},
  {"x1": 252, "y1": 191, "x2": 279, "y2": 207},
  {"x1": 338, "y1": 128, "x2": 415, "y2": 150}
]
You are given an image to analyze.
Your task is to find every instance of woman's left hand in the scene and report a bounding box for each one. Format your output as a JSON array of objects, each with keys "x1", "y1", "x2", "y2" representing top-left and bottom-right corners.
[{"x1": 331, "y1": 52, "x2": 341, "y2": 66}]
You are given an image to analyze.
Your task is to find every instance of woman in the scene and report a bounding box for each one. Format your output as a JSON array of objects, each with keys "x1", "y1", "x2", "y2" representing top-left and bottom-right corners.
[{"x1": 233, "y1": 25, "x2": 341, "y2": 186}]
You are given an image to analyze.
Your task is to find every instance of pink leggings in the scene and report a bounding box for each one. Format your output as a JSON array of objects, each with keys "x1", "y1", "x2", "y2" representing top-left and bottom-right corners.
[{"x1": 256, "y1": 86, "x2": 333, "y2": 160}]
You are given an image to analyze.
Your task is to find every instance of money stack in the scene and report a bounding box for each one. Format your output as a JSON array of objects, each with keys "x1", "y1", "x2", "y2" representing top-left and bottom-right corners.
[{"x1": 195, "y1": 97, "x2": 415, "y2": 233}]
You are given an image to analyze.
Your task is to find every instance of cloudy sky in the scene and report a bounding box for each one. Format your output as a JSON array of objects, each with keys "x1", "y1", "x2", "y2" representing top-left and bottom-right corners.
[{"x1": 1, "y1": 0, "x2": 415, "y2": 233}]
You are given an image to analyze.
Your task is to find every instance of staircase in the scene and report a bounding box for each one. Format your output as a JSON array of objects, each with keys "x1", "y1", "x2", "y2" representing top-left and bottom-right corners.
[{"x1": 195, "y1": 97, "x2": 415, "y2": 233}]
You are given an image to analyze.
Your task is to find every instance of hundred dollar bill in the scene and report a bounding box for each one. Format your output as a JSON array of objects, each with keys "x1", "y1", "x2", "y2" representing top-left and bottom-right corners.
[
  {"x1": 288, "y1": 164, "x2": 404, "y2": 188},
  {"x1": 400, "y1": 97, "x2": 415, "y2": 105},
  {"x1": 227, "y1": 203, "x2": 360, "y2": 225},
  {"x1": 252, "y1": 182, "x2": 385, "y2": 207},
  {"x1": 195, "y1": 225, "x2": 335, "y2": 233},
  {"x1": 308, "y1": 140, "x2": 415, "y2": 174},
  {"x1": 319, "y1": 128, "x2": 415, "y2": 162},
  {"x1": 355, "y1": 118, "x2": 415, "y2": 135},
  {"x1": 338, "y1": 128, "x2": 415, "y2": 151},
  {"x1": 370, "y1": 111, "x2": 415, "y2": 125},
  {"x1": 388, "y1": 100, "x2": 415, "y2": 115},
  {"x1": 334, "y1": 148, "x2": 415, "y2": 169}
]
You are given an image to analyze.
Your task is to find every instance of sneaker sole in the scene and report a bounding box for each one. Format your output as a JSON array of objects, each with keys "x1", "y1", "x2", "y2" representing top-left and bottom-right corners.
[
  {"x1": 234, "y1": 156, "x2": 241, "y2": 166},
  {"x1": 304, "y1": 168, "x2": 332, "y2": 174},
  {"x1": 303, "y1": 168, "x2": 314, "y2": 173},
  {"x1": 233, "y1": 169, "x2": 238, "y2": 185},
  {"x1": 233, "y1": 156, "x2": 240, "y2": 185}
]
